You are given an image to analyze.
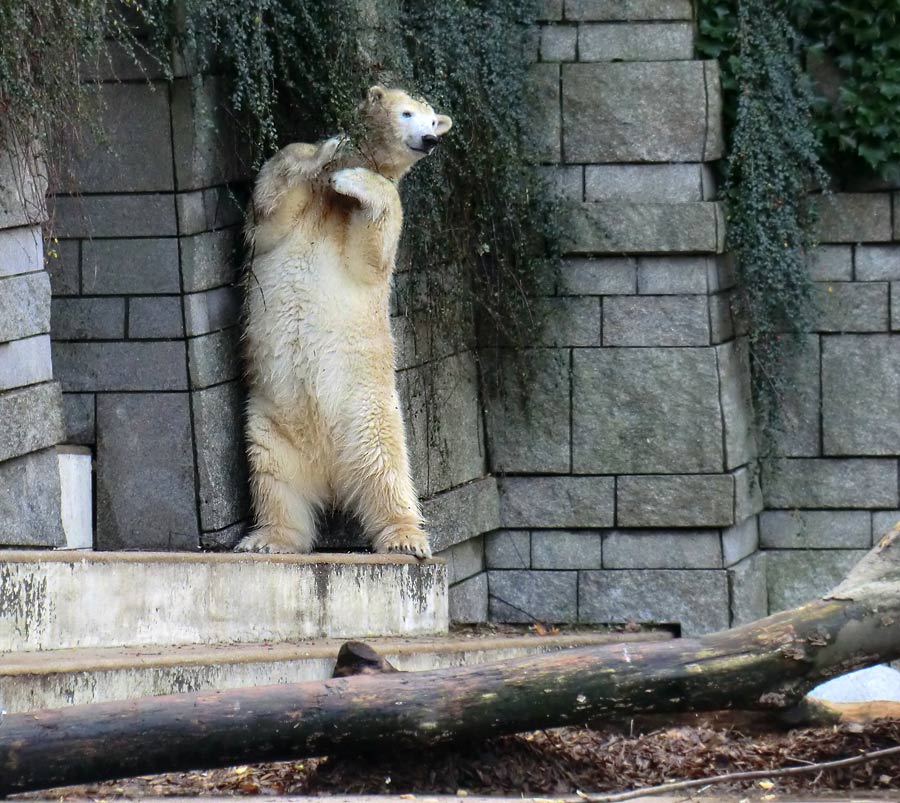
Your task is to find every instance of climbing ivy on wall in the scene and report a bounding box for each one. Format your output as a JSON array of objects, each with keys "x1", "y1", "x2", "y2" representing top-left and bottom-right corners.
[{"x1": 699, "y1": 0, "x2": 828, "y2": 428}]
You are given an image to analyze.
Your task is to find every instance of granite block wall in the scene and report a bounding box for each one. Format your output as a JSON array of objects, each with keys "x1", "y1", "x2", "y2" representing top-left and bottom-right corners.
[
  {"x1": 760, "y1": 192, "x2": 900, "y2": 612},
  {"x1": 0, "y1": 142, "x2": 66, "y2": 547},
  {"x1": 481, "y1": 0, "x2": 764, "y2": 635}
]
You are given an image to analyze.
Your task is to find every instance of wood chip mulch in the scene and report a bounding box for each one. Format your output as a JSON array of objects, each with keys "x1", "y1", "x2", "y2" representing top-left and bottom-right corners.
[{"x1": 21, "y1": 719, "x2": 900, "y2": 799}]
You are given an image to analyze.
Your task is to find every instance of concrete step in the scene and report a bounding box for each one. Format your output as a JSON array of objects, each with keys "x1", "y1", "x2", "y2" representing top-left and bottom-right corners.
[
  {"x1": 0, "y1": 550, "x2": 447, "y2": 652},
  {"x1": 0, "y1": 628, "x2": 672, "y2": 713}
]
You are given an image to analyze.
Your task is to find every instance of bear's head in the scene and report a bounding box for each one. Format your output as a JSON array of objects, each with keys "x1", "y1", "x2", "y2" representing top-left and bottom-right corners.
[{"x1": 360, "y1": 85, "x2": 453, "y2": 178}]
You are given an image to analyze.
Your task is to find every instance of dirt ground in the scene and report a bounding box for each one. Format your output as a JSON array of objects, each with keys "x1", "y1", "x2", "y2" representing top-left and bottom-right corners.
[{"x1": 23, "y1": 718, "x2": 899, "y2": 800}]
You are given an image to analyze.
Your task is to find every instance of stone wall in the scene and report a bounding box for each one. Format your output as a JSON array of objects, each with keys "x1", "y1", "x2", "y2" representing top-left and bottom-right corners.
[
  {"x1": 0, "y1": 141, "x2": 66, "y2": 547},
  {"x1": 761, "y1": 192, "x2": 900, "y2": 612},
  {"x1": 481, "y1": 0, "x2": 766, "y2": 636}
]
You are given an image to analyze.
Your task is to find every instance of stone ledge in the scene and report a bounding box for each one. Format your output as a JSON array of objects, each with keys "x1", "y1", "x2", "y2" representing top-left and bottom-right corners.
[
  {"x1": 0, "y1": 271, "x2": 51, "y2": 342},
  {"x1": 0, "y1": 381, "x2": 64, "y2": 463},
  {"x1": 578, "y1": 22, "x2": 694, "y2": 61},
  {"x1": 424, "y1": 476, "x2": 501, "y2": 553}
]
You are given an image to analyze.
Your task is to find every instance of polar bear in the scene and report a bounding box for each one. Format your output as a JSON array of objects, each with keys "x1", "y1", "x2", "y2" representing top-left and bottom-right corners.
[{"x1": 235, "y1": 86, "x2": 452, "y2": 558}]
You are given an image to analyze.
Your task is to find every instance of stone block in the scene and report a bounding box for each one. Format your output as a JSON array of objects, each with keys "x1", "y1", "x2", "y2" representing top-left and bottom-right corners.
[
  {"x1": 397, "y1": 367, "x2": 428, "y2": 493},
  {"x1": 585, "y1": 164, "x2": 709, "y2": 203},
  {"x1": 562, "y1": 61, "x2": 723, "y2": 162},
  {"x1": 184, "y1": 286, "x2": 240, "y2": 336},
  {"x1": 82, "y1": 238, "x2": 180, "y2": 294},
  {"x1": 96, "y1": 393, "x2": 199, "y2": 550},
  {"x1": 536, "y1": 165, "x2": 584, "y2": 202},
  {"x1": 709, "y1": 292, "x2": 734, "y2": 344},
  {"x1": 565, "y1": 202, "x2": 724, "y2": 254},
  {"x1": 499, "y1": 475, "x2": 614, "y2": 529},
  {"x1": 717, "y1": 339, "x2": 757, "y2": 469},
  {"x1": 422, "y1": 477, "x2": 501, "y2": 553},
  {"x1": 449, "y1": 572, "x2": 489, "y2": 623},
  {"x1": 51, "y1": 297, "x2": 125, "y2": 340},
  {"x1": 485, "y1": 530, "x2": 531, "y2": 569},
  {"x1": 46, "y1": 239, "x2": 79, "y2": 295},
  {"x1": 483, "y1": 349, "x2": 570, "y2": 474},
  {"x1": 873, "y1": 510, "x2": 900, "y2": 543},
  {"x1": 722, "y1": 516, "x2": 758, "y2": 566},
  {"x1": 771, "y1": 335, "x2": 820, "y2": 457},
  {"x1": 187, "y1": 328, "x2": 240, "y2": 389},
  {"x1": 540, "y1": 24, "x2": 577, "y2": 61},
  {"x1": 807, "y1": 245, "x2": 853, "y2": 281},
  {"x1": 199, "y1": 520, "x2": 247, "y2": 551},
  {"x1": 823, "y1": 335, "x2": 900, "y2": 454},
  {"x1": 62, "y1": 393, "x2": 95, "y2": 445},
  {"x1": 538, "y1": 0, "x2": 563, "y2": 20},
  {"x1": 813, "y1": 194, "x2": 892, "y2": 243},
  {"x1": 129, "y1": 296, "x2": 185, "y2": 339},
  {"x1": 171, "y1": 77, "x2": 244, "y2": 191},
  {"x1": 0, "y1": 225, "x2": 42, "y2": 278},
  {"x1": 0, "y1": 271, "x2": 50, "y2": 342},
  {"x1": 0, "y1": 143, "x2": 47, "y2": 229},
  {"x1": 0, "y1": 334, "x2": 52, "y2": 392},
  {"x1": 767, "y1": 550, "x2": 867, "y2": 613},
  {"x1": 894, "y1": 284, "x2": 900, "y2": 331},
  {"x1": 192, "y1": 381, "x2": 249, "y2": 532},
  {"x1": 0, "y1": 381, "x2": 64, "y2": 462},
  {"x1": 393, "y1": 312, "x2": 429, "y2": 371},
  {"x1": 637, "y1": 256, "x2": 712, "y2": 294},
  {"x1": 729, "y1": 552, "x2": 768, "y2": 626},
  {"x1": 814, "y1": 282, "x2": 888, "y2": 332},
  {"x1": 488, "y1": 570, "x2": 577, "y2": 623},
  {"x1": 603, "y1": 295, "x2": 709, "y2": 346},
  {"x1": 53, "y1": 341, "x2": 188, "y2": 392},
  {"x1": 733, "y1": 465, "x2": 764, "y2": 522},
  {"x1": 578, "y1": 21, "x2": 693, "y2": 60},
  {"x1": 564, "y1": 0, "x2": 693, "y2": 20},
  {"x1": 532, "y1": 530, "x2": 603, "y2": 569},
  {"x1": 176, "y1": 187, "x2": 244, "y2": 237},
  {"x1": 526, "y1": 63, "x2": 561, "y2": 163},
  {"x1": 558, "y1": 258, "x2": 636, "y2": 295},
  {"x1": 762, "y1": 458, "x2": 899, "y2": 509},
  {"x1": 603, "y1": 530, "x2": 722, "y2": 569},
  {"x1": 760, "y1": 509, "x2": 871, "y2": 549},
  {"x1": 66, "y1": 83, "x2": 174, "y2": 193},
  {"x1": 426, "y1": 352, "x2": 486, "y2": 495},
  {"x1": 0, "y1": 447, "x2": 65, "y2": 547},
  {"x1": 536, "y1": 297, "x2": 601, "y2": 346},
  {"x1": 617, "y1": 474, "x2": 734, "y2": 528},
  {"x1": 895, "y1": 191, "x2": 900, "y2": 239},
  {"x1": 855, "y1": 245, "x2": 900, "y2": 280},
  {"x1": 52, "y1": 194, "x2": 178, "y2": 238},
  {"x1": 579, "y1": 569, "x2": 729, "y2": 635},
  {"x1": 572, "y1": 348, "x2": 723, "y2": 473},
  {"x1": 180, "y1": 227, "x2": 239, "y2": 293},
  {"x1": 437, "y1": 536, "x2": 484, "y2": 585}
]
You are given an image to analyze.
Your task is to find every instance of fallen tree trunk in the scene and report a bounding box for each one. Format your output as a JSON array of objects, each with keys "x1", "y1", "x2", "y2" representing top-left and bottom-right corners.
[{"x1": 2, "y1": 526, "x2": 899, "y2": 796}]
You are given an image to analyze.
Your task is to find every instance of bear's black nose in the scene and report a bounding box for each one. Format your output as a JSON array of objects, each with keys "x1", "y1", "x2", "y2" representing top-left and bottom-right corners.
[{"x1": 421, "y1": 135, "x2": 440, "y2": 152}]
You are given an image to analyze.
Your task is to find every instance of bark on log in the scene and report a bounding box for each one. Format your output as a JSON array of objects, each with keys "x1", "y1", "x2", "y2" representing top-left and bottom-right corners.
[{"x1": 2, "y1": 526, "x2": 900, "y2": 797}]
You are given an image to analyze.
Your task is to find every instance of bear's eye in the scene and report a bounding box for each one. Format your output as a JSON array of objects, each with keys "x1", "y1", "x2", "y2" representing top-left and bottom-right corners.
[
  {"x1": 401, "y1": 111, "x2": 413, "y2": 118},
  {"x1": 431, "y1": 120, "x2": 436, "y2": 126}
]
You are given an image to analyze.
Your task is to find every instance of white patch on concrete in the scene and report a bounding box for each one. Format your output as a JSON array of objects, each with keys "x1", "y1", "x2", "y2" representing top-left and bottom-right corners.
[
  {"x1": 810, "y1": 665, "x2": 900, "y2": 703},
  {"x1": 57, "y1": 447, "x2": 92, "y2": 550}
]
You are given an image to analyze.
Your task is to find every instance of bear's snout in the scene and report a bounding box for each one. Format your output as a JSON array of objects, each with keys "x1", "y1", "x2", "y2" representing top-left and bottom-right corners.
[{"x1": 421, "y1": 134, "x2": 441, "y2": 152}]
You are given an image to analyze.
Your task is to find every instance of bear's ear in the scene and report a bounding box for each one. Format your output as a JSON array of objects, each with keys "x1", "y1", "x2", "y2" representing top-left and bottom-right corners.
[
  {"x1": 434, "y1": 115, "x2": 453, "y2": 136},
  {"x1": 367, "y1": 85, "x2": 386, "y2": 105}
]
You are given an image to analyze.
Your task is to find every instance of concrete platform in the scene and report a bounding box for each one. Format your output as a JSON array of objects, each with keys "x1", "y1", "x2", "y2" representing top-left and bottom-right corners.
[
  {"x1": 0, "y1": 550, "x2": 447, "y2": 652},
  {"x1": 0, "y1": 629, "x2": 671, "y2": 713}
]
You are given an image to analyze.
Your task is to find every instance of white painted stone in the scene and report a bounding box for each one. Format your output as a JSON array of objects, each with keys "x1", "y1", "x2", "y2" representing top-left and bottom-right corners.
[
  {"x1": 0, "y1": 334, "x2": 52, "y2": 392},
  {"x1": 56, "y1": 447, "x2": 93, "y2": 550},
  {"x1": 0, "y1": 551, "x2": 448, "y2": 652}
]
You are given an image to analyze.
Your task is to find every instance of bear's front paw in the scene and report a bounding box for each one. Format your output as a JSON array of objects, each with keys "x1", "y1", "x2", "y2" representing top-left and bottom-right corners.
[
  {"x1": 376, "y1": 523, "x2": 432, "y2": 560},
  {"x1": 235, "y1": 529, "x2": 310, "y2": 554}
]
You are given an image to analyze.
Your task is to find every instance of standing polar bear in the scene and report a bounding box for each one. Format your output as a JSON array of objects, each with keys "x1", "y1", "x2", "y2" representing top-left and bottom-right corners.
[{"x1": 236, "y1": 86, "x2": 452, "y2": 558}]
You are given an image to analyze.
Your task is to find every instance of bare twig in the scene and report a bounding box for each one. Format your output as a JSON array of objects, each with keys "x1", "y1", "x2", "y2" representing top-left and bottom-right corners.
[{"x1": 575, "y1": 743, "x2": 900, "y2": 803}]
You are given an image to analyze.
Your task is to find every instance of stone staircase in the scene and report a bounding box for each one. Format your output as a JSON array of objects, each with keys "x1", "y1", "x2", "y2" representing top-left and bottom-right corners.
[{"x1": 0, "y1": 550, "x2": 670, "y2": 714}]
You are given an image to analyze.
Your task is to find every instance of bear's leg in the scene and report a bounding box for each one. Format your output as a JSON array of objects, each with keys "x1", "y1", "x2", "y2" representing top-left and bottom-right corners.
[
  {"x1": 236, "y1": 405, "x2": 329, "y2": 554},
  {"x1": 332, "y1": 390, "x2": 430, "y2": 559}
]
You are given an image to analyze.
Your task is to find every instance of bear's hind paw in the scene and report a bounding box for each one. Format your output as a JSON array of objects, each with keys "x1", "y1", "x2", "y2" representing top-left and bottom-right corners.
[{"x1": 234, "y1": 530, "x2": 311, "y2": 554}]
